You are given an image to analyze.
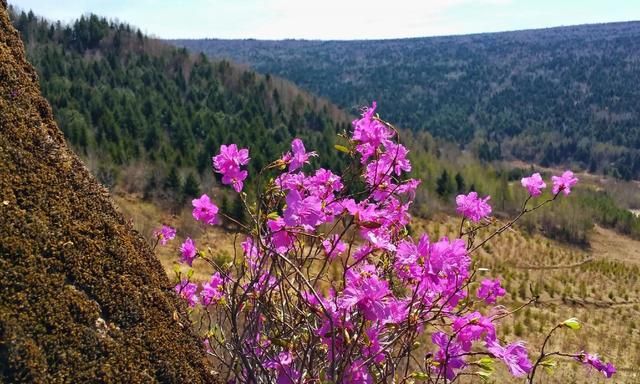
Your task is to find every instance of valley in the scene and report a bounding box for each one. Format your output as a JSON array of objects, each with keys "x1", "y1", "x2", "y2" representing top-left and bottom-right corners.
[{"x1": 7, "y1": 4, "x2": 640, "y2": 382}]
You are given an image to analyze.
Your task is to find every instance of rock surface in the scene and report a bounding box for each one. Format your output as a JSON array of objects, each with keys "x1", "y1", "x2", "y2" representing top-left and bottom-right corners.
[{"x1": 0, "y1": 2, "x2": 212, "y2": 382}]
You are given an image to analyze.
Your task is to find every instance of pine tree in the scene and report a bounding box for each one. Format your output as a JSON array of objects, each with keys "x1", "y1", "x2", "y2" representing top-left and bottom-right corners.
[
  {"x1": 231, "y1": 197, "x2": 246, "y2": 225},
  {"x1": 436, "y1": 170, "x2": 454, "y2": 198},
  {"x1": 164, "y1": 166, "x2": 181, "y2": 192},
  {"x1": 454, "y1": 172, "x2": 466, "y2": 193},
  {"x1": 182, "y1": 172, "x2": 200, "y2": 198}
]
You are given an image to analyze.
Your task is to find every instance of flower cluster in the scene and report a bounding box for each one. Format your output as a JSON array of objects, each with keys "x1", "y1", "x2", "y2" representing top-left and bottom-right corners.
[
  {"x1": 520, "y1": 170, "x2": 579, "y2": 198},
  {"x1": 456, "y1": 191, "x2": 492, "y2": 222},
  {"x1": 192, "y1": 194, "x2": 218, "y2": 225},
  {"x1": 521, "y1": 172, "x2": 546, "y2": 196},
  {"x1": 477, "y1": 278, "x2": 506, "y2": 304},
  {"x1": 165, "y1": 102, "x2": 611, "y2": 383},
  {"x1": 552, "y1": 170, "x2": 579, "y2": 195},
  {"x1": 212, "y1": 144, "x2": 250, "y2": 192},
  {"x1": 175, "y1": 279, "x2": 198, "y2": 307}
]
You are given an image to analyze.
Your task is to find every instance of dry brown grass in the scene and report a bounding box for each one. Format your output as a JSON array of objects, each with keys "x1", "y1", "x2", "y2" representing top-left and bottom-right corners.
[
  {"x1": 113, "y1": 193, "x2": 239, "y2": 282},
  {"x1": 591, "y1": 225, "x2": 640, "y2": 265}
]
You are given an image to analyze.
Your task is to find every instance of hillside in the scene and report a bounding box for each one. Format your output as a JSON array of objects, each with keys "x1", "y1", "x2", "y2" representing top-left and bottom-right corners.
[
  {"x1": 12, "y1": 7, "x2": 640, "y2": 247},
  {"x1": 174, "y1": 21, "x2": 640, "y2": 180},
  {"x1": 11, "y1": 8, "x2": 351, "y2": 203},
  {"x1": 0, "y1": 2, "x2": 211, "y2": 382}
]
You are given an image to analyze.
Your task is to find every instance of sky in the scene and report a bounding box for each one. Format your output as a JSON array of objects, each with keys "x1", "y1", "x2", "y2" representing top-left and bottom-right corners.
[{"x1": 11, "y1": 0, "x2": 640, "y2": 40}]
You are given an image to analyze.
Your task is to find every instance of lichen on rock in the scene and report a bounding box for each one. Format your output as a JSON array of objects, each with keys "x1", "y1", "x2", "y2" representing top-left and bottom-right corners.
[{"x1": 0, "y1": 2, "x2": 212, "y2": 382}]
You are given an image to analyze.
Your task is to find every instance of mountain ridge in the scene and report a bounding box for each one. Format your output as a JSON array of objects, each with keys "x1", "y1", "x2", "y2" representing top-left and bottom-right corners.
[
  {"x1": 172, "y1": 19, "x2": 640, "y2": 42},
  {"x1": 174, "y1": 20, "x2": 640, "y2": 180}
]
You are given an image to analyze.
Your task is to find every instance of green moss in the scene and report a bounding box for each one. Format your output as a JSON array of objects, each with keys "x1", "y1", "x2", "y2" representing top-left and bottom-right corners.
[{"x1": 0, "y1": 3, "x2": 213, "y2": 382}]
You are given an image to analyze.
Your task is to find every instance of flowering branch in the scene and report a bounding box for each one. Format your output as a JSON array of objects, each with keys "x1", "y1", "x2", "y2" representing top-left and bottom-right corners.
[{"x1": 155, "y1": 101, "x2": 611, "y2": 383}]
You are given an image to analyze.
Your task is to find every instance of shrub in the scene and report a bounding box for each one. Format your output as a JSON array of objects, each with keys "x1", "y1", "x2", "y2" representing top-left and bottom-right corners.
[{"x1": 159, "y1": 103, "x2": 615, "y2": 383}]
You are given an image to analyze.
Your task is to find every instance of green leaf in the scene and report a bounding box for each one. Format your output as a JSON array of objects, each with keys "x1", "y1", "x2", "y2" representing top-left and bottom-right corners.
[
  {"x1": 476, "y1": 357, "x2": 495, "y2": 371},
  {"x1": 267, "y1": 212, "x2": 280, "y2": 220},
  {"x1": 334, "y1": 144, "x2": 350, "y2": 153},
  {"x1": 541, "y1": 357, "x2": 557, "y2": 374},
  {"x1": 410, "y1": 372, "x2": 429, "y2": 381},
  {"x1": 562, "y1": 317, "x2": 581, "y2": 330},
  {"x1": 269, "y1": 337, "x2": 288, "y2": 347}
]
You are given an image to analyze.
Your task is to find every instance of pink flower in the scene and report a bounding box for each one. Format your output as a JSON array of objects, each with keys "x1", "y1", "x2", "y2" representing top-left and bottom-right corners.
[
  {"x1": 396, "y1": 178, "x2": 421, "y2": 200},
  {"x1": 552, "y1": 170, "x2": 578, "y2": 195},
  {"x1": 241, "y1": 237, "x2": 261, "y2": 270},
  {"x1": 575, "y1": 352, "x2": 616, "y2": 378},
  {"x1": 364, "y1": 159, "x2": 393, "y2": 187},
  {"x1": 213, "y1": 144, "x2": 250, "y2": 192},
  {"x1": 521, "y1": 172, "x2": 546, "y2": 197},
  {"x1": 425, "y1": 237, "x2": 470, "y2": 293},
  {"x1": 175, "y1": 280, "x2": 198, "y2": 307},
  {"x1": 393, "y1": 234, "x2": 429, "y2": 281},
  {"x1": 342, "y1": 199, "x2": 381, "y2": 224},
  {"x1": 352, "y1": 102, "x2": 394, "y2": 162},
  {"x1": 362, "y1": 327, "x2": 385, "y2": 364},
  {"x1": 381, "y1": 141, "x2": 411, "y2": 175},
  {"x1": 339, "y1": 263, "x2": 391, "y2": 321},
  {"x1": 476, "y1": 278, "x2": 506, "y2": 304},
  {"x1": 212, "y1": 144, "x2": 249, "y2": 173},
  {"x1": 267, "y1": 218, "x2": 295, "y2": 254},
  {"x1": 264, "y1": 351, "x2": 300, "y2": 384},
  {"x1": 283, "y1": 190, "x2": 323, "y2": 230},
  {"x1": 487, "y1": 340, "x2": 532, "y2": 377},
  {"x1": 192, "y1": 194, "x2": 219, "y2": 225},
  {"x1": 365, "y1": 229, "x2": 396, "y2": 252},
  {"x1": 305, "y1": 169, "x2": 343, "y2": 199},
  {"x1": 456, "y1": 191, "x2": 492, "y2": 222},
  {"x1": 452, "y1": 312, "x2": 496, "y2": 351},
  {"x1": 201, "y1": 272, "x2": 225, "y2": 305},
  {"x1": 153, "y1": 225, "x2": 176, "y2": 245},
  {"x1": 221, "y1": 168, "x2": 248, "y2": 193},
  {"x1": 393, "y1": 241, "x2": 420, "y2": 281},
  {"x1": 179, "y1": 237, "x2": 197, "y2": 266},
  {"x1": 283, "y1": 138, "x2": 317, "y2": 172},
  {"x1": 203, "y1": 338, "x2": 212, "y2": 354},
  {"x1": 342, "y1": 359, "x2": 373, "y2": 384},
  {"x1": 322, "y1": 234, "x2": 346, "y2": 260},
  {"x1": 252, "y1": 271, "x2": 277, "y2": 293},
  {"x1": 431, "y1": 331, "x2": 465, "y2": 380}
]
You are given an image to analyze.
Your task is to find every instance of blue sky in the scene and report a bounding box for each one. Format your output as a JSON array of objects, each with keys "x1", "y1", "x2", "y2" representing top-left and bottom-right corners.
[{"x1": 11, "y1": 0, "x2": 640, "y2": 40}]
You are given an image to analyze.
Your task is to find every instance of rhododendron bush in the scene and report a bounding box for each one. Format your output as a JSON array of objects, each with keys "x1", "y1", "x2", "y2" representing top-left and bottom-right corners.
[{"x1": 159, "y1": 102, "x2": 613, "y2": 383}]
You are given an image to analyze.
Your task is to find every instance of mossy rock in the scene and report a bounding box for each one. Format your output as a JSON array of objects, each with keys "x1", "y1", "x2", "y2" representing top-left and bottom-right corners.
[{"x1": 0, "y1": 2, "x2": 213, "y2": 382}]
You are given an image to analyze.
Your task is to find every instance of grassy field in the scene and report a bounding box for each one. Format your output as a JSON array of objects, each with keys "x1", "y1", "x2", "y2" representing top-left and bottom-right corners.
[{"x1": 114, "y1": 193, "x2": 640, "y2": 383}]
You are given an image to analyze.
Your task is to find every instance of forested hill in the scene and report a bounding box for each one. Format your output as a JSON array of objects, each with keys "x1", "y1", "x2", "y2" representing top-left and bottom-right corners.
[
  {"x1": 10, "y1": 9, "x2": 351, "y2": 201},
  {"x1": 174, "y1": 21, "x2": 640, "y2": 180}
]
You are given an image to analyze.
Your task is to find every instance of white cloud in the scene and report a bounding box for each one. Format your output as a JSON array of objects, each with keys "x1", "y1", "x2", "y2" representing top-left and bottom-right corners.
[
  {"x1": 241, "y1": 0, "x2": 514, "y2": 39},
  {"x1": 12, "y1": 0, "x2": 640, "y2": 40}
]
